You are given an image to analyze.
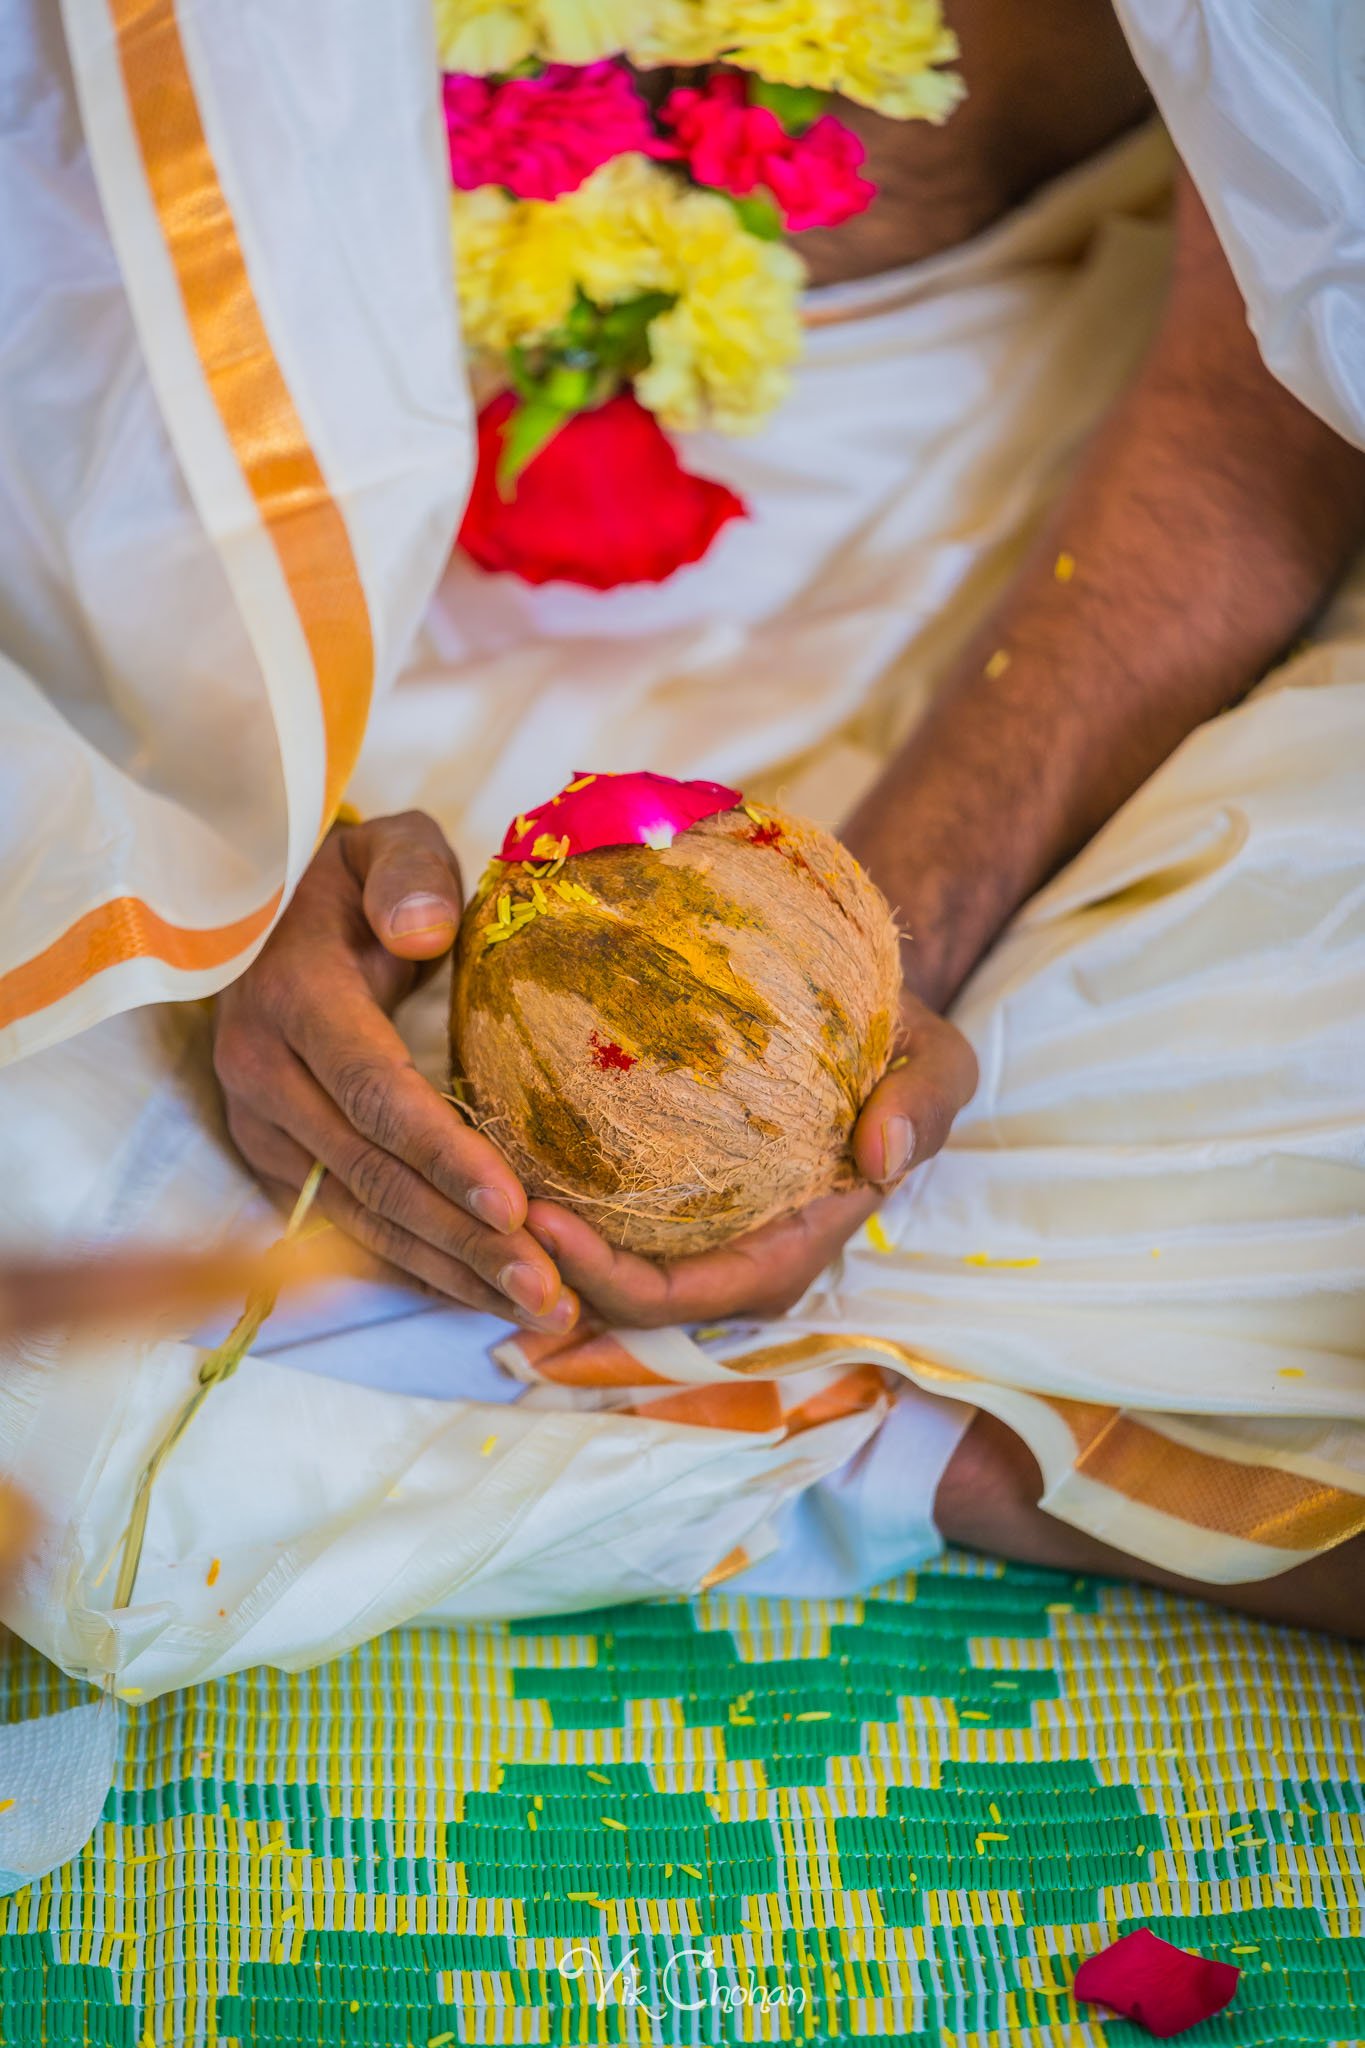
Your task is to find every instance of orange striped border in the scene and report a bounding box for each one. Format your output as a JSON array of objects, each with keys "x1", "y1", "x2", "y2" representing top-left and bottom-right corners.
[
  {"x1": 110, "y1": 0, "x2": 373, "y2": 821},
  {"x1": 0, "y1": 890, "x2": 282, "y2": 1035},
  {"x1": 728, "y1": 1333, "x2": 1365, "y2": 1559},
  {"x1": 1042, "y1": 1393, "x2": 1365, "y2": 1555},
  {"x1": 0, "y1": 0, "x2": 373, "y2": 1037}
]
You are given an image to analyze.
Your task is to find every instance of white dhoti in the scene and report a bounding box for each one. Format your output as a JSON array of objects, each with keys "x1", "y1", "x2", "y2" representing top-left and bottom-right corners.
[{"x1": 3, "y1": 86, "x2": 1364, "y2": 1701}]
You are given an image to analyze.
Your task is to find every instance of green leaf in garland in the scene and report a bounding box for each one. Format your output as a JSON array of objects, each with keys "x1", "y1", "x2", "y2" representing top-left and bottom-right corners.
[
  {"x1": 495, "y1": 289, "x2": 683, "y2": 495},
  {"x1": 748, "y1": 79, "x2": 829, "y2": 133},
  {"x1": 541, "y1": 362, "x2": 596, "y2": 411},
  {"x1": 495, "y1": 395, "x2": 573, "y2": 498},
  {"x1": 729, "y1": 190, "x2": 784, "y2": 241},
  {"x1": 596, "y1": 291, "x2": 677, "y2": 377},
  {"x1": 565, "y1": 291, "x2": 600, "y2": 348},
  {"x1": 506, "y1": 344, "x2": 544, "y2": 404}
]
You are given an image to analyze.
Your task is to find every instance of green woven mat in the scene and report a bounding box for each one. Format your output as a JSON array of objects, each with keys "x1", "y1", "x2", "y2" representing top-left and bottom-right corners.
[{"x1": 0, "y1": 1554, "x2": 1361, "y2": 2046}]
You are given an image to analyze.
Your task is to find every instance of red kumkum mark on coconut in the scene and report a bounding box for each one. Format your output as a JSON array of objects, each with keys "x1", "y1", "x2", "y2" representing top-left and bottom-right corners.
[
  {"x1": 589, "y1": 1032, "x2": 637, "y2": 1074},
  {"x1": 748, "y1": 821, "x2": 785, "y2": 848}
]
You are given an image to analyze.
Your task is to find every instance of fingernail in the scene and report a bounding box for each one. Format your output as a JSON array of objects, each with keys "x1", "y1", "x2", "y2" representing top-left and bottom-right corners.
[
  {"x1": 469, "y1": 1186, "x2": 515, "y2": 1233},
  {"x1": 499, "y1": 1261, "x2": 553, "y2": 1316},
  {"x1": 880, "y1": 1115, "x2": 915, "y2": 1184},
  {"x1": 539, "y1": 1291, "x2": 578, "y2": 1334},
  {"x1": 526, "y1": 1219, "x2": 558, "y2": 1256},
  {"x1": 389, "y1": 892, "x2": 457, "y2": 939}
]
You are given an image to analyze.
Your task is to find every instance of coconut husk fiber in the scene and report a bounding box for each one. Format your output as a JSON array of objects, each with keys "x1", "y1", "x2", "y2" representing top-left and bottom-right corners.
[{"x1": 449, "y1": 805, "x2": 902, "y2": 1258}]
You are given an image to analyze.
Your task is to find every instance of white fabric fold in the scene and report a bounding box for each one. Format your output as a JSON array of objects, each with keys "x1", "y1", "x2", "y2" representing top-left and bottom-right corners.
[
  {"x1": 2, "y1": 120, "x2": 1362, "y2": 1691},
  {"x1": 1115, "y1": 0, "x2": 1365, "y2": 446},
  {"x1": 0, "y1": 1703, "x2": 121, "y2": 1898},
  {"x1": 0, "y1": 0, "x2": 471, "y2": 1062}
]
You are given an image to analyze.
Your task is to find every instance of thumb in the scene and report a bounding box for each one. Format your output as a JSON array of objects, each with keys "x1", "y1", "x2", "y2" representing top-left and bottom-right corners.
[
  {"x1": 851, "y1": 1000, "x2": 978, "y2": 1188},
  {"x1": 346, "y1": 811, "x2": 464, "y2": 963}
]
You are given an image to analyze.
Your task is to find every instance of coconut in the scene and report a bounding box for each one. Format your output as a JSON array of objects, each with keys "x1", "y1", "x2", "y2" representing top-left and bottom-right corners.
[{"x1": 449, "y1": 777, "x2": 902, "y2": 1258}]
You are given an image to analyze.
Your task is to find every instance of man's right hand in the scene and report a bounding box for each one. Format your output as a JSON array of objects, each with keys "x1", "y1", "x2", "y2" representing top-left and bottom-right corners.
[{"x1": 213, "y1": 811, "x2": 577, "y2": 1333}]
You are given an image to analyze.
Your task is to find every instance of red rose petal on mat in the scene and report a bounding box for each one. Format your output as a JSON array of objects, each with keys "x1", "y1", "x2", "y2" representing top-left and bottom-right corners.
[
  {"x1": 1073, "y1": 1929, "x2": 1240, "y2": 2038},
  {"x1": 498, "y1": 771, "x2": 741, "y2": 862}
]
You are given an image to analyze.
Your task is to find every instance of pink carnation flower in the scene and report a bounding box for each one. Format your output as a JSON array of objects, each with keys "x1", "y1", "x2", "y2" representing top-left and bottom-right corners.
[
  {"x1": 444, "y1": 62, "x2": 655, "y2": 202},
  {"x1": 657, "y1": 72, "x2": 875, "y2": 233}
]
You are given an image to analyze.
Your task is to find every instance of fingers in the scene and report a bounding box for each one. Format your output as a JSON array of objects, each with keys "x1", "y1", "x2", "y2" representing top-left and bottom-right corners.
[
  {"x1": 851, "y1": 997, "x2": 978, "y2": 1188},
  {"x1": 216, "y1": 945, "x2": 535, "y2": 1240},
  {"x1": 527, "y1": 996, "x2": 977, "y2": 1331},
  {"x1": 0, "y1": 1236, "x2": 347, "y2": 1340},
  {"x1": 286, "y1": 989, "x2": 536, "y2": 1232},
  {"x1": 343, "y1": 811, "x2": 464, "y2": 963},
  {"x1": 213, "y1": 809, "x2": 575, "y2": 1326},
  {"x1": 527, "y1": 1184, "x2": 878, "y2": 1331},
  {"x1": 258, "y1": 1175, "x2": 576, "y2": 1329},
  {"x1": 228, "y1": 1086, "x2": 571, "y2": 1329}
]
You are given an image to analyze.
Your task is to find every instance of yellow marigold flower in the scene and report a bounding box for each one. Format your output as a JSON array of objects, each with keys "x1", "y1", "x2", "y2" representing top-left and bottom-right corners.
[
  {"x1": 452, "y1": 157, "x2": 804, "y2": 434},
  {"x1": 631, "y1": 0, "x2": 964, "y2": 121},
  {"x1": 434, "y1": 0, "x2": 641, "y2": 73},
  {"x1": 452, "y1": 186, "x2": 581, "y2": 351},
  {"x1": 626, "y1": 0, "x2": 719, "y2": 66}
]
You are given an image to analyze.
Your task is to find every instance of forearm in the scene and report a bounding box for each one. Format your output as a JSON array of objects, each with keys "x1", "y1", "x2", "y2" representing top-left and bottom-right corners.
[{"x1": 843, "y1": 171, "x2": 1365, "y2": 1012}]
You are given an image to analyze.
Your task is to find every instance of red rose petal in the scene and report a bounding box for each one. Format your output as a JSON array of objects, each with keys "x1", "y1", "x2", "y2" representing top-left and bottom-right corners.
[
  {"x1": 458, "y1": 391, "x2": 746, "y2": 591},
  {"x1": 1073, "y1": 1929, "x2": 1240, "y2": 2038},
  {"x1": 498, "y1": 771, "x2": 741, "y2": 863}
]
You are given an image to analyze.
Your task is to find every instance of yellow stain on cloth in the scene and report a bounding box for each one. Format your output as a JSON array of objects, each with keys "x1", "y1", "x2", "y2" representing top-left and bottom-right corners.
[
  {"x1": 865, "y1": 1214, "x2": 894, "y2": 1254},
  {"x1": 1054, "y1": 552, "x2": 1076, "y2": 581}
]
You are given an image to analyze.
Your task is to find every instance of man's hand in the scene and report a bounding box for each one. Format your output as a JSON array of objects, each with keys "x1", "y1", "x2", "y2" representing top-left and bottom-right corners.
[
  {"x1": 214, "y1": 812, "x2": 577, "y2": 1332},
  {"x1": 524, "y1": 992, "x2": 976, "y2": 1328}
]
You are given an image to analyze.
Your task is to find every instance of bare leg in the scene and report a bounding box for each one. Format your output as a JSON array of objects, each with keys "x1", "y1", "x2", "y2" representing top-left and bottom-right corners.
[{"x1": 935, "y1": 1411, "x2": 1365, "y2": 1642}]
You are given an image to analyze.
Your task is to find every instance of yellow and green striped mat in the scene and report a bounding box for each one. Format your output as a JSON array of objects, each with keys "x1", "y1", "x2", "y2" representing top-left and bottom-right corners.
[{"x1": 0, "y1": 1554, "x2": 1361, "y2": 2045}]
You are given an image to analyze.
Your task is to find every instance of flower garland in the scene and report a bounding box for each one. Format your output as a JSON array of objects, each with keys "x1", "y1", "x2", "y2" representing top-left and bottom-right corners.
[{"x1": 438, "y1": 0, "x2": 964, "y2": 588}]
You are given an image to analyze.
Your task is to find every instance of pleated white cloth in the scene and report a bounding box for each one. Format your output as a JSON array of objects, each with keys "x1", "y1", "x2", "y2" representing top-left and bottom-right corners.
[
  {"x1": 3, "y1": 108, "x2": 1363, "y2": 1697},
  {"x1": 1116, "y1": 0, "x2": 1365, "y2": 449}
]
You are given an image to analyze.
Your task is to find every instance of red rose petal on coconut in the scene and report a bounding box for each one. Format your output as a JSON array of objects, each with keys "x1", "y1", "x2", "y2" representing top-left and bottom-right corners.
[
  {"x1": 1073, "y1": 1930, "x2": 1240, "y2": 2038},
  {"x1": 499, "y1": 771, "x2": 741, "y2": 863}
]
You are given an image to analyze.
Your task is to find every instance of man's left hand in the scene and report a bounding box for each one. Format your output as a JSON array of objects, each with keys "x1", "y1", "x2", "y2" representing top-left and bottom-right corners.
[{"x1": 525, "y1": 992, "x2": 977, "y2": 1328}]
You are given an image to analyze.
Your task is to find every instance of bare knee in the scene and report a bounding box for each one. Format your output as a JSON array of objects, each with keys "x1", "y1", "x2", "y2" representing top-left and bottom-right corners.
[{"x1": 935, "y1": 1409, "x2": 1365, "y2": 1642}]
